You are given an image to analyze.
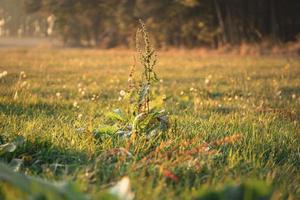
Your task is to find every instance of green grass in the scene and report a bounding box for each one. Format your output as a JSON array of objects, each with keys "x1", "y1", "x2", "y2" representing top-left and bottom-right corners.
[{"x1": 0, "y1": 48, "x2": 299, "y2": 199}]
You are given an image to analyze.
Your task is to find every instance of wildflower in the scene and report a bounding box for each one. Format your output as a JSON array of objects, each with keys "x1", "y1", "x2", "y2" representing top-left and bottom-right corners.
[
  {"x1": 20, "y1": 81, "x2": 27, "y2": 88},
  {"x1": 55, "y1": 92, "x2": 61, "y2": 98},
  {"x1": 0, "y1": 70, "x2": 8, "y2": 79},
  {"x1": 20, "y1": 71, "x2": 26, "y2": 78},
  {"x1": 180, "y1": 91, "x2": 184, "y2": 95},
  {"x1": 204, "y1": 78, "x2": 210, "y2": 85},
  {"x1": 204, "y1": 74, "x2": 212, "y2": 85},
  {"x1": 73, "y1": 101, "x2": 78, "y2": 107},
  {"x1": 78, "y1": 113, "x2": 83, "y2": 119},
  {"x1": 91, "y1": 94, "x2": 96, "y2": 101},
  {"x1": 292, "y1": 94, "x2": 296, "y2": 99},
  {"x1": 119, "y1": 90, "x2": 126, "y2": 97}
]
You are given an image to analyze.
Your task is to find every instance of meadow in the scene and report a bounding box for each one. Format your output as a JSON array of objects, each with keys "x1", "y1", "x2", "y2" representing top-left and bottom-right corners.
[{"x1": 0, "y1": 48, "x2": 299, "y2": 199}]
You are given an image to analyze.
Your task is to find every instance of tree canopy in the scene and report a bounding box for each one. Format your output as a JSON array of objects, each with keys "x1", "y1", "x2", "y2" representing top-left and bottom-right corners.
[{"x1": 1, "y1": 0, "x2": 300, "y2": 48}]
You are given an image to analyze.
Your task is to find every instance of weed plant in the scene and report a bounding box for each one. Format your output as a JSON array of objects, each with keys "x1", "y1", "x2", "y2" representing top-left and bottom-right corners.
[{"x1": 104, "y1": 20, "x2": 168, "y2": 138}]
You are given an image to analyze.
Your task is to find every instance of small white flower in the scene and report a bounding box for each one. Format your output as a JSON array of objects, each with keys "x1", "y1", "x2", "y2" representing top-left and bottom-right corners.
[
  {"x1": 73, "y1": 101, "x2": 78, "y2": 107},
  {"x1": 56, "y1": 92, "x2": 61, "y2": 97},
  {"x1": 204, "y1": 78, "x2": 210, "y2": 85},
  {"x1": 20, "y1": 71, "x2": 26, "y2": 78},
  {"x1": 292, "y1": 94, "x2": 296, "y2": 99},
  {"x1": 0, "y1": 70, "x2": 8, "y2": 79},
  {"x1": 20, "y1": 81, "x2": 27, "y2": 88},
  {"x1": 78, "y1": 113, "x2": 83, "y2": 119},
  {"x1": 205, "y1": 75, "x2": 212, "y2": 85},
  {"x1": 119, "y1": 90, "x2": 126, "y2": 97}
]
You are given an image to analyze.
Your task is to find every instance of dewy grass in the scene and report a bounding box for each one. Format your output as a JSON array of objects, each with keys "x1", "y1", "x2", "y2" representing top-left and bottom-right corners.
[{"x1": 0, "y1": 46, "x2": 299, "y2": 198}]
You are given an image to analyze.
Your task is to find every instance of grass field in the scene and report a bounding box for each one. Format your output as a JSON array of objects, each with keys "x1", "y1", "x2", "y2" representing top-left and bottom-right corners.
[{"x1": 0, "y1": 48, "x2": 299, "y2": 199}]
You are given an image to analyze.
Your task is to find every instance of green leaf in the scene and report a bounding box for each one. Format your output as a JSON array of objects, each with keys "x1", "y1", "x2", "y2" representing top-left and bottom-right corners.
[
  {"x1": 96, "y1": 125, "x2": 119, "y2": 135},
  {"x1": 106, "y1": 109, "x2": 125, "y2": 122},
  {"x1": 138, "y1": 84, "x2": 150, "y2": 105},
  {"x1": 0, "y1": 162, "x2": 89, "y2": 200},
  {"x1": 0, "y1": 136, "x2": 25, "y2": 156},
  {"x1": 0, "y1": 143, "x2": 17, "y2": 155},
  {"x1": 10, "y1": 158, "x2": 24, "y2": 172},
  {"x1": 132, "y1": 112, "x2": 146, "y2": 131}
]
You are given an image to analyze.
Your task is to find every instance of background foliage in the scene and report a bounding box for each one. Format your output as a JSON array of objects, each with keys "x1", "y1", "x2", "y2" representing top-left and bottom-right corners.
[{"x1": 1, "y1": 0, "x2": 300, "y2": 48}]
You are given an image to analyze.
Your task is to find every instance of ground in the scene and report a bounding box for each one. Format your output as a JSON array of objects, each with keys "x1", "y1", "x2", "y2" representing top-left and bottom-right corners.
[{"x1": 0, "y1": 48, "x2": 299, "y2": 199}]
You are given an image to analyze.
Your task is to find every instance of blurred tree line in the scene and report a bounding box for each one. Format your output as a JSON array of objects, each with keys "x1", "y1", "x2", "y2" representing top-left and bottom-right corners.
[
  {"x1": 0, "y1": 0, "x2": 47, "y2": 37},
  {"x1": 1, "y1": 0, "x2": 300, "y2": 48}
]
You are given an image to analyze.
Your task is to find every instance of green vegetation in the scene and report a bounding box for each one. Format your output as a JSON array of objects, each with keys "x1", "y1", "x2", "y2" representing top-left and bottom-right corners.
[
  {"x1": 0, "y1": 47, "x2": 299, "y2": 199},
  {"x1": 102, "y1": 20, "x2": 168, "y2": 139}
]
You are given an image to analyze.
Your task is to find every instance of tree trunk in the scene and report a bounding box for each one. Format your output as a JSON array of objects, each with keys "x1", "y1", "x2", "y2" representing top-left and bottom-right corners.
[{"x1": 214, "y1": 0, "x2": 226, "y2": 46}]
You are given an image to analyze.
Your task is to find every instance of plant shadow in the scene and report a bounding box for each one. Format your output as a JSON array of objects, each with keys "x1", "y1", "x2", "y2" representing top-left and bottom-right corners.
[
  {"x1": 280, "y1": 86, "x2": 300, "y2": 96},
  {"x1": 2, "y1": 138, "x2": 89, "y2": 175},
  {"x1": 0, "y1": 101, "x2": 72, "y2": 119}
]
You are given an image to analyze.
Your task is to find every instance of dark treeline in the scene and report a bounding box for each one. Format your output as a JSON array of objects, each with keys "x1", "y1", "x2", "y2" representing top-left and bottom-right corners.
[{"x1": 2, "y1": 0, "x2": 300, "y2": 48}]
